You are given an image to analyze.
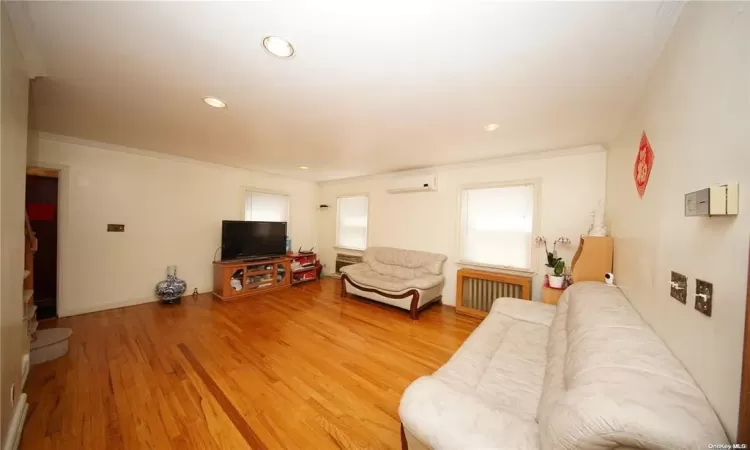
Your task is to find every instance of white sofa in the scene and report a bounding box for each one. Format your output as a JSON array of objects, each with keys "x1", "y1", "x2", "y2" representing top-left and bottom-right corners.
[
  {"x1": 399, "y1": 282, "x2": 729, "y2": 449},
  {"x1": 340, "y1": 247, "x2": 447, "y2": 319}
]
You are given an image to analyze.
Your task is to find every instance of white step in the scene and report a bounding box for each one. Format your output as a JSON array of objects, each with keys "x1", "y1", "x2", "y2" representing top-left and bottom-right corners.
[
  {"x1": 24, "y1": 303, "x2": 37, "y2": 320},
  {"x1": 23, "y1": 289, "x2": 33, "y2": 303},
  {"x1": 27, "y1": 319, "x2": 38, "y2": 335},
  {"x1": 31, "y1": 328, "x2": 72, "y2": 365},
  {"x1": 23, "y1": 270, "x2": 30, "y2": 280}
]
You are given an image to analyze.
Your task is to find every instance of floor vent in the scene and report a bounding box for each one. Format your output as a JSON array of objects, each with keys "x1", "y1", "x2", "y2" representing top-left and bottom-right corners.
[{"x1": 456, "y1": 268, "x2": 532, "y2": 318}]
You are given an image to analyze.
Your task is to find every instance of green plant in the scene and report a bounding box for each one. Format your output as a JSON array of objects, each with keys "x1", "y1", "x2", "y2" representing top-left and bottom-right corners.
[{"x1": 553, "y1": 259, "x2": 565, "y2": 277}]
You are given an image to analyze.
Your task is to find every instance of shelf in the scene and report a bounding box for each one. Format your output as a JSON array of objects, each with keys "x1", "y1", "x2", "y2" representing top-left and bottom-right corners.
[
  {"x1": 245, "y1": 280, "x2": 275, "y2": 290},
  {"x1": 245, "y1": 269, "x2": 273, "y2": 276},
  {"x1": 292, "y1": 278, "x2": 317, "y2": 285},
  {"x1": 292, "y1": 266, "x2": 316, "y2": 273}
]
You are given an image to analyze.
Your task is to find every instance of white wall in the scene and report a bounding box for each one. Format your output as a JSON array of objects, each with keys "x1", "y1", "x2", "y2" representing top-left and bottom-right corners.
[
  {"x1": 605, "y1": 2, "x2": 749, "y2": 440},
  {"x1": 0, "y1": 4, "x2": 30, "y2": 443},
  {"x1": 318, "y1": 147, "x2": 607, "y2": 303},
  {"x1": 28, "y1": 134, "x2": 319, "y2": 317}
]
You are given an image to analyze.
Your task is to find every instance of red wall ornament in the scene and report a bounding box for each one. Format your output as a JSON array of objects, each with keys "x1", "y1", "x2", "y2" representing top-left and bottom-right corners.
[{"x1": 634, "y1": 131, "x2": 654, "y2": 198}]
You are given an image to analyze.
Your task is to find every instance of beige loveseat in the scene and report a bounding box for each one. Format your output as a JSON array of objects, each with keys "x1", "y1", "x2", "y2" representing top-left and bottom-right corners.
[
  {"x1": 340, "y1": 247, "x2": 447, "y2": 319},
  {"x1": 399, "y1": 282, "x2": 729, "y2": 449}
]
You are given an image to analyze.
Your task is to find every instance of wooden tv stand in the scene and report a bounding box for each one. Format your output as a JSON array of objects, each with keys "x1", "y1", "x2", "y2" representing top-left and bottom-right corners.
[{"x1": 212, "y1": 256, "x2": 291, "y2": 301}]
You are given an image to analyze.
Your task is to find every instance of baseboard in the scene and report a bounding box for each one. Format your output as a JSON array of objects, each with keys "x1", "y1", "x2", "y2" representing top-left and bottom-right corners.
[
  {"x1": 58, "y1": 290, "x2": 206, "y2": 317},
  {"x1": 2, "y1": 393, "x2": 28, "y2": 450},
  {"x1": 58, "y1": 295, "x2": 158, "y2": 317}
]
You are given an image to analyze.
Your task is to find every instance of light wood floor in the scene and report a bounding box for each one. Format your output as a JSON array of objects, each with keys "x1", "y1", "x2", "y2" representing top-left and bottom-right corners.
[{"x1": 21, "y1": 278, "x2": 481, "y2": 449}]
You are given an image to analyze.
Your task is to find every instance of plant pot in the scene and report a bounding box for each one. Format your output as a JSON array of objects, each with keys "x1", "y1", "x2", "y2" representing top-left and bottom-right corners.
[
  {"x1": 545, "y1": 265, "x2": 555, "y2": 276},
  {"x1": 549, "y1": 275, "x2": 565, "y2": 289}
]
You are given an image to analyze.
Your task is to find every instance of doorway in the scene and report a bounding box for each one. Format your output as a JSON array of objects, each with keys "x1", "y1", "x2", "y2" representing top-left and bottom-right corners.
[{"x1": 25, "y1": 167, "x2": 59, "y2": 320}]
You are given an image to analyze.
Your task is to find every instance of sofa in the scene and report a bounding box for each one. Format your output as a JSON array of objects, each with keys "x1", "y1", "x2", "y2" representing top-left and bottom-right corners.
[
  {"x1": 340, "y1": 247, "x2": 447, "y2": 319},
  {"x1": 399, "y1": 282, "x2": 729, "y2": 449}
]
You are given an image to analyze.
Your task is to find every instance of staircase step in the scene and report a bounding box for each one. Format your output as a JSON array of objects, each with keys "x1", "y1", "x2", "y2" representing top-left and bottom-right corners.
[
  {"x1": 31, "y1": 328, "x2": 72, "y2": 365},
  {"x1": 27, "y1": 320, "x2": 38, "y2": 335},
  {"x1": 24, "y1": 304, "x2": 37, "y2": 320},
  {"x1": 23, "y1": 270, "x2": 30, "y2": 280},
  {"x1": 23, "y1": 289, "x2": 33, "y2": 303}
]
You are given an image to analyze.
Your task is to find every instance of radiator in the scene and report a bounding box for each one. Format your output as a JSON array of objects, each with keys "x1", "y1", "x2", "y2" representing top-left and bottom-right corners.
[
  {"x1": 335, "y1": 253, "x2": 363, "y2": 276},
  {"x1": 456, "y1": 268, "x2": 532, "y2": 318}
]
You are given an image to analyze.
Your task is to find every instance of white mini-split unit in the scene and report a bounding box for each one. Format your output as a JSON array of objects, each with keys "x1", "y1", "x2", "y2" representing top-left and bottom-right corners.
[{"x1": 385, "y1": 174, "x2": 437, "y2": 194}]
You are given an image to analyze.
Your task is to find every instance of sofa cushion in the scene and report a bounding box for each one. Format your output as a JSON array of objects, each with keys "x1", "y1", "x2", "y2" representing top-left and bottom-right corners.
[
  {"x1": 400, "y1": 376, "x2": 540, "y2": 450},
  {"x1": 363, "y1": 247, "x2": 447, "y2": 277},
  {"x1": 539, "y1": 282, "x2": 729, "y2": 449},
  {"x1": 434, "y1": 298, "x2": 555, "y2": 421},
  {"x1": 340, "y1": 263, "x2": 444, "y2": 292}
]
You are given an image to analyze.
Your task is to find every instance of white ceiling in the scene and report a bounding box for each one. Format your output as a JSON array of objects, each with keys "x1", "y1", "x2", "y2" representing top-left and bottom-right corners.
[{"x1": 13, "y1": 1, "x2": 682, "y2": 181}]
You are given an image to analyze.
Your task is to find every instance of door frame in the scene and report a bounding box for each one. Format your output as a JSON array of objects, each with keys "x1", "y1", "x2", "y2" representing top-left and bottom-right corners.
[
  {"x1": 26, "y1": 165, "x2": 66, "y2": 318},
  {"x1": 738, "y1": 239, "x2": 750, "y2": 444}
]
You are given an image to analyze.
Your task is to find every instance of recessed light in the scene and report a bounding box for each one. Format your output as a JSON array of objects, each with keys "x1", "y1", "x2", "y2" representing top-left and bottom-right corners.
[
  {"x1": 263, "y1": 36, "x2": 294, "y2": 58},
  {"x1": 299, "y1": 166, "x2": 309, "y2": 170},
  {"x1": 203, "y1": 97, "x2": 227, "y2": 108},
  {"x1": 484, "y1": 123, "x2": 499, "y2": 132}
]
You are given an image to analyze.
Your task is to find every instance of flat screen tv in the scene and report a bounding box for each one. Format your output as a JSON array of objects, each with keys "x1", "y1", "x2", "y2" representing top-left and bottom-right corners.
[{"x1": 221, "y1": 220, "x2": 287, "y2": 261}]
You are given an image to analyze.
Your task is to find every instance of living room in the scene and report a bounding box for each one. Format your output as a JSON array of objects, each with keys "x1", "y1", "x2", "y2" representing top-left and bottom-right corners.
[{"x1": 1, "y1": 1, "x2": 748, "y2": 449}]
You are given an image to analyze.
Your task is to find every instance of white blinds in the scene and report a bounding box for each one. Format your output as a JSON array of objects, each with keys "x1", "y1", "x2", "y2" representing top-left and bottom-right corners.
[
  {"x1": 245, "y1": 191, "x2": 289, "y2": 222},
  {"x1": 336, "y1": 196, "x2": 368, "y2": 250},
  {"x1": 460, "y1": 184, "x2": 534, "y2": 269}
]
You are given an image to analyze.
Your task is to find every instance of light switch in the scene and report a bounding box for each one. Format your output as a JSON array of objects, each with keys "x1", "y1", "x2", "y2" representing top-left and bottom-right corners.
[
  {"x1": 670, "y1": 271, "x2": 687, "y2": 304},
  {"x1": 694, "y1": 279, "x2": 713, "y2": 317}
]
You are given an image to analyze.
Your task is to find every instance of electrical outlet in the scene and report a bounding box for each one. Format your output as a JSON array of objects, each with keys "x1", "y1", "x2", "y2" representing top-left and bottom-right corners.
[
  {"x1": 670, "y1": 271, "x2": 687, "y2": 304},
  {"x1": 695, "y1": 279, "x2": 713, "y2": 317}
]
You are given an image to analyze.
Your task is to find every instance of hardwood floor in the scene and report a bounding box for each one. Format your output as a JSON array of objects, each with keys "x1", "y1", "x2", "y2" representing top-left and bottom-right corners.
[{"x1": 21, "y1": 278, "x2": 481, "y2": 449}]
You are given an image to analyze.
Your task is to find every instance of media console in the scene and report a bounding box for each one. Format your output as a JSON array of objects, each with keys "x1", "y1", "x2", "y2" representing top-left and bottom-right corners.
[{"x1": 212, "y1": 256, "x2": 292, "y2": 301}]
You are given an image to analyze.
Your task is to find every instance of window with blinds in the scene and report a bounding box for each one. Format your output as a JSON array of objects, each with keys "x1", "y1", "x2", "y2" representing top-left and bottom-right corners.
[
  {"x1": 336, "y1": 196, "x2": 369, "y2": 250},
  {"x1": 244, "y1": 191, "x2": 289, "y2": 223},
  {"x1": 459, "y1": 183, "x2": 536, "y2": 270}
]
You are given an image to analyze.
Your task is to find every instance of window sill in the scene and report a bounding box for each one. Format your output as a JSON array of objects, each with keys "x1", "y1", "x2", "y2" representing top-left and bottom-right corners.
[
  {"x1": 334, "y1": 246, "x2": 365, "y2": 254},
  {"x1": 456, "y1": 261, "x2": 535, "y2": 278}
]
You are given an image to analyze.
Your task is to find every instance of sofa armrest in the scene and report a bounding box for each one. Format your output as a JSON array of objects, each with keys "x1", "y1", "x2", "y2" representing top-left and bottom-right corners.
[{"x1": 399, "y1": 377, "x2": 539, "y2": 449}]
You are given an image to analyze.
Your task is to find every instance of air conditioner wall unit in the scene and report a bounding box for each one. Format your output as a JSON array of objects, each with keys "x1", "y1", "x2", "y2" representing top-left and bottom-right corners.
[{"x1": 386, "y1": 174, "x2": 437, "y2": 194}]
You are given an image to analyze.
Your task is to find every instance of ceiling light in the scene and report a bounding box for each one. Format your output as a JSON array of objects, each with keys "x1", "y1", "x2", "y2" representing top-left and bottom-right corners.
[
  {"x1": 484, "y1": 123, "x2": 499, "y2": 132},
  {"x1": 203, "y1": 97, "x2": 226, "y2": 108},
  {"x1": 263, "y1": 36, "x2": 294, "y2": 58},
  {"x1": 299, "y1": 166, "x2": 309, "y2": 170}
]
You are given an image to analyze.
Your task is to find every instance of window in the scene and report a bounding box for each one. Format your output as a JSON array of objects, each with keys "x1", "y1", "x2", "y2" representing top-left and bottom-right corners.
[
  {"x1": 336, "y1": 196, "x2": 368, "y2": 250},
  {"x1": 245, "y1": 191, "x2": 289, "y2": 222},
  {"x1": 460, "y1": 183, "x2": 536, "y2": 270}
]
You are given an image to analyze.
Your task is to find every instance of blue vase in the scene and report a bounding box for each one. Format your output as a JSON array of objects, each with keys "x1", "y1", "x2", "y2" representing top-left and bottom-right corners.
[{"x1": 155, "y1": 265, "x2": 187, "y2": 304}]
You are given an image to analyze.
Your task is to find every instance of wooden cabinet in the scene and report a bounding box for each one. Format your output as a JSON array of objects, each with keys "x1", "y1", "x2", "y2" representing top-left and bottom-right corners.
[
  {"x1": 212, "y1": 257, "x2": 291, "y2": 301},
  {"x1": 542, "y1": 286, "x2": 565, "y2": 305},
  {"x1": 571, "y1": 236, "x2": 614, "y2": 283}
]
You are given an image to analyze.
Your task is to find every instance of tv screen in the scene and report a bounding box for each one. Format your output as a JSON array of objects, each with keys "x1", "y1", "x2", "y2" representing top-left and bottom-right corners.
[{"x1": 221, "y1": 221, "x2": 287, "y2": 261}]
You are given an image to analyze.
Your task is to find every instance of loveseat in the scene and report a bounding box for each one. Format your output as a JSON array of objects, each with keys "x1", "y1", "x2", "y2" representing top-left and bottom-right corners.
[
  {"x1": 340, "y1": 247, "x2": 447, "y2": 319},
  {"x1": 399, "y1": 282, "x2": 729, "y2": 449}
]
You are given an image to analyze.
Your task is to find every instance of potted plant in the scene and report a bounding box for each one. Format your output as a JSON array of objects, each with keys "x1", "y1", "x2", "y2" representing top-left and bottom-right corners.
[
  {"x1": 535, "y1": 236, "x2": 570, "y2": 275},
  {"x1": 549, "y1": 259, "x2": 566, "y2": 289}
]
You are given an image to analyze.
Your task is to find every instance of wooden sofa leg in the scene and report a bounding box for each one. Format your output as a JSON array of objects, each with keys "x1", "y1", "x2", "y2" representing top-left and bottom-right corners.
[
  {"x1": 400, "y1": 423, "x2": 408, "y2": 450},
  {"x1": 340, "y1": 275, "x2": 347, "y2": 298},
  {"x1": 410, "y1": 291, "x2": 420, "y2": 320}
]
